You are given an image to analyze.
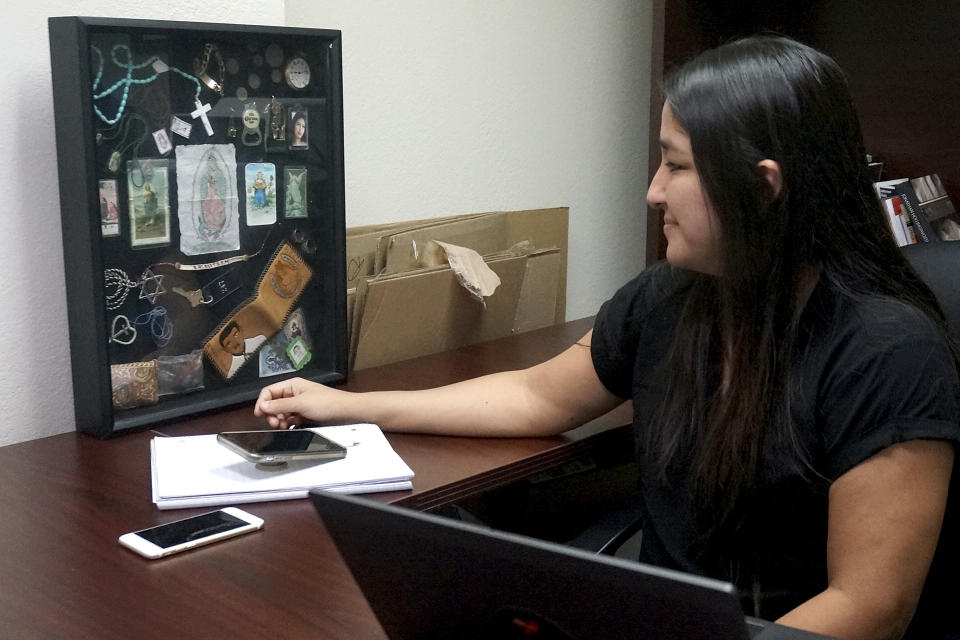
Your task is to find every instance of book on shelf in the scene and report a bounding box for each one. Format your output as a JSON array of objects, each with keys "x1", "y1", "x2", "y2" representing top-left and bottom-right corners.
[
  {"x1": 910, "y1": 174, "x2": 960, "y2": 240},
  {"x1": 151, "y1": 423, "x2": 414, "y2": 510},
  {"x1": 874, "y1": 178, "x2": 937, "y2": 244},
  {"x1": 865, "y1": 153, "x2": 884, "y2": 182},
  {"x1": 881, "y1": 194, "x2": 914, "y2": 247}
]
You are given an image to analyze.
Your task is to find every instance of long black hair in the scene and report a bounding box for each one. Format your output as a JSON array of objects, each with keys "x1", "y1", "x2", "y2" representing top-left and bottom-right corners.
[{"x1": 646, "y1": 35, "x2": 955, "y2": 534}]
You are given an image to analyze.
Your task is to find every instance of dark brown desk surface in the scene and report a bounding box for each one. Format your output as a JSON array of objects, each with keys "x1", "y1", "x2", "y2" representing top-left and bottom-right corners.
[{"x1": 0, "y1": 317, "x2": 633, "y2": 639}]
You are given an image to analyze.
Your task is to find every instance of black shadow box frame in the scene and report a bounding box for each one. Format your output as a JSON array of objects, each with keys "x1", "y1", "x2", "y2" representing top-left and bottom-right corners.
[{"x1": 48, "y1": 16, "x2": 346, "y2": 437}]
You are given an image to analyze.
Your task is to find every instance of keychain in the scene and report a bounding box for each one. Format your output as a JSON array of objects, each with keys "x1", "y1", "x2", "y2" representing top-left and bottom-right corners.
[
  {"x1": 173, "y1": 267, "x2": 245, "y2": 307},
  {"x1": 241, "y1": 102, "x2": 262, "y2": 146}
]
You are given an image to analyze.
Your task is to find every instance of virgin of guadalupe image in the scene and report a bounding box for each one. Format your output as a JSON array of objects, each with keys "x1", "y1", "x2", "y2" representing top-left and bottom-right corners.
[
  {"x1": 175, "y1": 143, "x2": 240, "y2": 255},
  {"x1": 196, "y1": 152, "x2": 228, "y2": 241}
]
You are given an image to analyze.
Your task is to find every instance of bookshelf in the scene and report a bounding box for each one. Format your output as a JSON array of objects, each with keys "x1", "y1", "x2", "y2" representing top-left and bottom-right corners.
[{"x1": 645, "y1": 0, "x2": 959, "y2": 263}]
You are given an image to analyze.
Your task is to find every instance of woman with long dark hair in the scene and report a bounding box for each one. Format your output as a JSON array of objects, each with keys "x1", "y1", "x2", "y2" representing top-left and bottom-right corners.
[{"x1": 255, "y1": 36, "x2": 959, "y2": 639}]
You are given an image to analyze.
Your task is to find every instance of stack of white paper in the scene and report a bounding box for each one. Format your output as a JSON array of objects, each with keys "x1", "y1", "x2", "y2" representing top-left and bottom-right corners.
[{"x1": 151, "y1": 423, "x2": 414, "y2": 510}]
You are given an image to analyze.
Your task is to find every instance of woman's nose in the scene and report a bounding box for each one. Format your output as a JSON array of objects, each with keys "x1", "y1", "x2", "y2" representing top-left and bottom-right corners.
[{"x1": 646, "y1": 165, "x2": 667, "y2": 209}]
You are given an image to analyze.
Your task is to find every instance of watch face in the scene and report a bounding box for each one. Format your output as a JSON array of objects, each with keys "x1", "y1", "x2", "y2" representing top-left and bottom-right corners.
[{"x1": 284, "y1": 57, "x2": 311, "y2": 90}]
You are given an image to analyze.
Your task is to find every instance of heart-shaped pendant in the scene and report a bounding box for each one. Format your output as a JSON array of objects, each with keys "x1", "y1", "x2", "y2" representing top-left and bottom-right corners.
[{"x1": 110, "y1": 314, "x2": 138, "y2": 345}]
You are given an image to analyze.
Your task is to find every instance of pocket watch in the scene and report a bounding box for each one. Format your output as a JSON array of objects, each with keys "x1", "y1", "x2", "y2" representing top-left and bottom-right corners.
[{"x1": 284, "y1": 56, "x2": 311, "y2": 90}]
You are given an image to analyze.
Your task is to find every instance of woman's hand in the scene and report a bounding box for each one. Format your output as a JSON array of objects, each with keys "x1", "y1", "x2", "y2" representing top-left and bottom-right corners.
[{"x1": 254, "y1": 377, "x2": 345, "y2": 429}]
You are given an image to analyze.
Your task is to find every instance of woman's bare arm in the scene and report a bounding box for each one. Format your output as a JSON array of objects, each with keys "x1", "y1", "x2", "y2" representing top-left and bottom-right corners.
[
  {"x1": 254, "y1": 331, "x2": 623, "y2": 437},
  {"x1": 776, "y1": 439, "x2": 954, "y2": 640}
]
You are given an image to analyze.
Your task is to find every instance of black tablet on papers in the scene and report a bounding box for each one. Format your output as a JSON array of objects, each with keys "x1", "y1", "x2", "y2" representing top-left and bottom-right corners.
[{"x1": 310, "y1": 491, "x2": 833, "y2": 640}]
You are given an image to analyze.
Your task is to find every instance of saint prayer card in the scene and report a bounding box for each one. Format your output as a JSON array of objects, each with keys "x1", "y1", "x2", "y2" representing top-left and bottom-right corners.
[
  {"x1": 99, "y1": 178, "x2": 120, "y2": 237},
  {"x1": 127, "y1": 159, "x2": 171, "y2": 248},
  {"x1": 284, "y1": 167, "x2": 308, "y2": 218},
  {"x1": 245, "y1": 162, "x2": 277, "y2": 226}
]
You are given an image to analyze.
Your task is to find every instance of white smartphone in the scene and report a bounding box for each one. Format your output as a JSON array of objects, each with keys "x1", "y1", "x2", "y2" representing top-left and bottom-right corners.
[
  {"x1": 216, "y1": 428, "x2": 347, "y2": 465},
  {"x1": 118, "y1": 507, "x2": 264, "y2": 559}
]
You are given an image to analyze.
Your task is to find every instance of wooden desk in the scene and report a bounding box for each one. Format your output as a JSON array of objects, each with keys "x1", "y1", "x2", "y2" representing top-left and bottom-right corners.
[{"x1": 0, "y1": 317, "x2": 632, "y2": 639}]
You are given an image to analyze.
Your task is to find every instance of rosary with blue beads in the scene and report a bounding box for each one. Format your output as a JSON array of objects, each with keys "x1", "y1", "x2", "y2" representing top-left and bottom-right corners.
[{"x1": 90, "y1": 43, "x2": 206, "y2": 127}]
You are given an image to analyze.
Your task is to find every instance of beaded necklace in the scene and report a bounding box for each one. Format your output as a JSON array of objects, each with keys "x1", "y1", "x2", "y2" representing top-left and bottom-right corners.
[{"x1": 91, "y1": 44, "x2": 203, "y2": 126}]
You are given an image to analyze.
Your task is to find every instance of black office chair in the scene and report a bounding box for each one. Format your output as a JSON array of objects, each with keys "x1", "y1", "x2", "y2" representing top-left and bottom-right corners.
[
  {"x1": 900, "y1": 239, "x2": 960, "y2": 640},
  {"x1": 902, "y1": 241, "x2": 960, "y2": 329},
  {"x1": 568, "y1": 495, "x2": 644, "y2": 556}
]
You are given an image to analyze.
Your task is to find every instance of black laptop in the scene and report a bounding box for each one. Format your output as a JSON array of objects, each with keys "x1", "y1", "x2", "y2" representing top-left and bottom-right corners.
[{"x1": 310, "y1": 491, "x2": 831, "y2": 640}]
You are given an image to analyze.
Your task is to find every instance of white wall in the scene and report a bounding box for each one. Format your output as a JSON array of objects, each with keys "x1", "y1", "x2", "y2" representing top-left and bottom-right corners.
[
  {"x1": 1, "y1": 1, "x2": 651, "y2": 446},
  {"x1": 287, "y1": 0, "x2": 652, "y2": 317},
  {"x1": 1, "y1": 1, "x2": 283, "y2": 446}
]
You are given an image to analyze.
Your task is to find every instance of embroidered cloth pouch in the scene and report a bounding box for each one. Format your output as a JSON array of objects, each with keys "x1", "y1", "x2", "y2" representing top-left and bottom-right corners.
[{"x1": 110, "y1": 360, "x2": 159, "y2": 409}]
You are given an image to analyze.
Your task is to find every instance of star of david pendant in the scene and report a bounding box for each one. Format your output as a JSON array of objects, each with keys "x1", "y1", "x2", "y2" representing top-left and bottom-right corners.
[{"x1": 138, "y1": 268, "x2": 166, "y2": 304}]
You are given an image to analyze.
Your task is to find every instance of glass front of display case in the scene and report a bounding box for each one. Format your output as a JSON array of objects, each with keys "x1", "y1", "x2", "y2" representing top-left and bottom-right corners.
[{"x1": 49, "y1": 17, "x2": 346, "y2": 435}]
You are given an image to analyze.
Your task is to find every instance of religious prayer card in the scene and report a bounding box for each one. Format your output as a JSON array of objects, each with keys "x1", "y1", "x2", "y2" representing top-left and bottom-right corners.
[
  {"x1": 98, "y1": 178, "x2": 120, "y2": 237},
  {"x1": 258, "y1": 306, "x2": 312, "y2": 377},
  {"x1": 170, "y1": 116, "x2": 192, "y2": 139},
  {"x1": 245, "y1": 162, "x2": 277, "y2": 226},
  {"x1": 152, "y1": 128, "x2": 173, "y2": 155},
  {"x1": 175, "y1": 144, "x2": 241, "y2": 256},
  {"x1": 127, "y1": 159, "x2": 171, "y2": 248},
  {"x1": 284, "y1": 167, "x2": 308, "y2": 218}
]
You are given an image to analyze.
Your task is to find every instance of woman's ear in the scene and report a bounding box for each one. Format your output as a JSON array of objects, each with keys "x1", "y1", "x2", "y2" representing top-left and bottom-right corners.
[{"x1": 757, "y1": 159, "x2": 783, "y2": 201}]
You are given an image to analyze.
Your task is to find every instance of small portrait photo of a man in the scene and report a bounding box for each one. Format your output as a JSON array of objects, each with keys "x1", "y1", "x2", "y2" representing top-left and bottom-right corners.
[{"x1": 218, "y1": 320, "x2": 267, "y2": 378}]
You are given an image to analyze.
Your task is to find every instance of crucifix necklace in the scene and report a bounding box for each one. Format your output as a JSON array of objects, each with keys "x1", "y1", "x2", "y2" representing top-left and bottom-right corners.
[{"x1": 191, "y1": 98, "x2": 214, "y2": 136}]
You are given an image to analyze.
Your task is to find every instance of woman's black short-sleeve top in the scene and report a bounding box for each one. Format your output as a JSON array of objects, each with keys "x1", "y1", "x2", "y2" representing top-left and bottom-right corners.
[{"x1": 590, "y1": 261, "x2": 960, "y2": 635}]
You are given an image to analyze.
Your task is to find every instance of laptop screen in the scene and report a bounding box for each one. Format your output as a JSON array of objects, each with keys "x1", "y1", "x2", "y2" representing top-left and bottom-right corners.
[{"x1": 310, "y1": 490, "x2": 766, "y2": 640}]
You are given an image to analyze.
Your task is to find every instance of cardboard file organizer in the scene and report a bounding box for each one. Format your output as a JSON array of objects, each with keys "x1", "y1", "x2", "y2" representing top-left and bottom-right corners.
[{"x1": 346, "y1": 207, "x2": 568, "y2": 370}]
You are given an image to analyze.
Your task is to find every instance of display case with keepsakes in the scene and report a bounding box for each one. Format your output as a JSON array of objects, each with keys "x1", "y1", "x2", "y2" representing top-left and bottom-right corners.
[{"x1": 48, "y1": 17, "x2": 346, "y2": 437}]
